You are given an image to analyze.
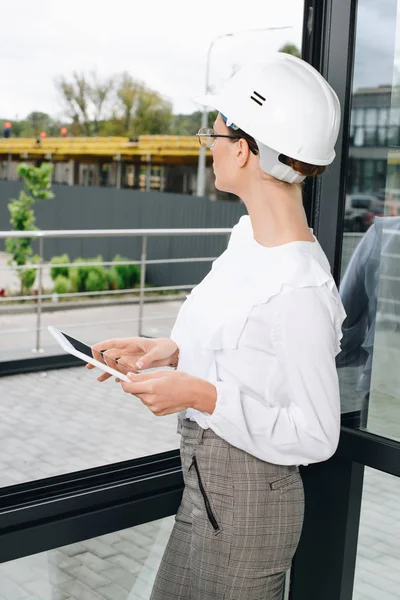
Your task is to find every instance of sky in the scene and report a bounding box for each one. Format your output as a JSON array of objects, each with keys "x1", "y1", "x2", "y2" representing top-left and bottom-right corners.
[
  {"x1": 1, "y1": 0, "x2": 304, "y2": 120},
  {"x1": 1, "y1": 0, "x2": 398, "y2": 123}
]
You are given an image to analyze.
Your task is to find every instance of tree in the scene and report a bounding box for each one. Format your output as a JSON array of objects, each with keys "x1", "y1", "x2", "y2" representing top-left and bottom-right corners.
[
  {"x1": 133, "y1": 88, "x2": 173, "y2": 135},
  {"x1": 6, "y1": 163, "x2": 54, "y2": 295},
  {"x1": 26, "y1": 112, "x2": 53, "y2": 136},
  {"x1": 170, "y1": 110, "x2": 218, "y2": 135},
  {"x1": 88, "y1": 71, "x2": 114, "y2": 135},
  {"x1": 4, "y1": 113, "x2": 61, "y2": 137},
  {"x1": 279, "y1": 43, "x2": 301, "y2": 58},
  {"x1": 116, "y1": 72, "x2": 143, "y2": 135},
  {"x1": 55, "y1": 72, "x2": 92, "y2": 135}
]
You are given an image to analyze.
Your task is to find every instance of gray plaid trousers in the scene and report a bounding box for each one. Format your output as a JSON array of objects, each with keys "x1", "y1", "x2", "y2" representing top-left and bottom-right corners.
[{"x1": 150, "y1": 419, "x2": 305, "y2": 600}]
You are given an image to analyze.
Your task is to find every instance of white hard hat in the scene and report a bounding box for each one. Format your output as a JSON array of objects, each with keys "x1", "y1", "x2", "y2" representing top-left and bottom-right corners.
[{"x1": 195, "y1": 53, "x2": 341, "y2": 183}]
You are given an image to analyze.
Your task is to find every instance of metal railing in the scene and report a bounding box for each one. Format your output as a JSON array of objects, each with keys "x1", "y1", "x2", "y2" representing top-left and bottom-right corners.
[
  {"x1": 2, "y1": 228, "x2": 397, "y2": 358},
  {"x1": 0, "y1": 228, "x2": 232, "y2": 353}
]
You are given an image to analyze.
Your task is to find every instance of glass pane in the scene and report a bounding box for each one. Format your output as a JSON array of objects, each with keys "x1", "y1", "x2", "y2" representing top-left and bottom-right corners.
[
  {"x1": 0, "y1": 2, "x2": 306, "y2": 485},
  {"x1": 0, "y1": 367, "x2": 179, "y2": 486},
  {"x1": 389, "y1": 106, "x2": 400, "y2": 125},
  {"x1": 365, "y1": 108, "x2": 377, "y2": 126},
  {"x1": 0, "y1": 0, "x2": 306, "y2": 361},
  {"x1": 379, "y1": 108, "x2": 389, "y2": 126},
  {"x1": 354, "y1": 127, "x2": 365, "y2": 146},
  {"x1": 364, "y1": 127, "x2": 377, "y2": 146},
  {"x1": 378, "y1": 126, "x2": 388, "y2": 146},
  {"x1": 353, "y1": 468, "x2": 400, "y2": 600},
  {"x1": 355, "y1": 109, "x2": 365, "y2": 126},
  {"x1": 0, "y1": 516, "x2": 174, "y2": 600},
  {"x1": 337, "y1": 0, "x2": 400, "y2": 440}
]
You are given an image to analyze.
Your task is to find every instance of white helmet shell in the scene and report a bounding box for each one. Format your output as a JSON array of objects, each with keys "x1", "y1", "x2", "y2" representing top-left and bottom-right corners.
[{"x1": 195, "y1": 53, "x2": 341, "y2": 182}]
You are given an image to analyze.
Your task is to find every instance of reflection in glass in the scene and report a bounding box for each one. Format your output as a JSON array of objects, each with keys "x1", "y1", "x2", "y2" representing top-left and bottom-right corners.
[
  {"x1": 0, "y1": 368, "x2": 179, "y2": 488},
  {"x1": 0, "y1": 517, "x2": 175, "y2": 599},
  {"x1": 365, "y1": 108, "x2": 377, "y2": 126},
  {"x1": 353, "y1": 468, "x2": 400, "y2": 600},
  {"x1": 355, "y1": 108, "x2": 364, "y2": 126},
  {"x1": 337, "y1": 217, "x2": 400, "y2": 433},
  {"x1": 337, "y1": 0, "x2": 400, "y2": 440},
  {"x1": 378, "y1": 107, "x2": 389, "y2": 126}
]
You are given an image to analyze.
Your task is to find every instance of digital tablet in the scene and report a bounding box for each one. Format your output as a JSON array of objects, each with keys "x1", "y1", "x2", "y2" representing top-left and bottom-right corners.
[{"x1": 48, "y1": 326, "x2": 130, "y2": 382}]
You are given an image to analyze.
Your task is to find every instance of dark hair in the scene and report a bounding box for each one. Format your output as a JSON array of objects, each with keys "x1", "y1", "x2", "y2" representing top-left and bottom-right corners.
[
  {"x1": 229, "y1": 126, "x2": 259, "y2": 156},
  {"x1": 229, "y1": 128, "x2": 326, "y2": 178},
  {"x1": 278, "y1": 154, "x2": 326, "y2": 177}
]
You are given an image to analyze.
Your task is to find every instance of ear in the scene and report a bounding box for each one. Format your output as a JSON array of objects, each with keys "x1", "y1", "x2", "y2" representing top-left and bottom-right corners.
[{"x1": 234, "y1": 138, "x2": 251, "y2": 168}]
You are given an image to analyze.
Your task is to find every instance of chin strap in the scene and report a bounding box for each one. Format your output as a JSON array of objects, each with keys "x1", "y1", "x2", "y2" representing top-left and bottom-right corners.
[{"x1": 257, "y1": 142, "x2": 306, "y2": 183}]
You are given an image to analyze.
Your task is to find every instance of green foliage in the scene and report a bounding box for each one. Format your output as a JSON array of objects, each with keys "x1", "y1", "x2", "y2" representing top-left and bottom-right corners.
[
  {"x1": 72, "y1": 256, "x2": 108, "y2": 292},
  {"x1": 1, "y1": 113, "x2": 62, "y2": 137},
  {"x1": 68, "y1": 266, "x2": 80, "y2": 293},
  {"x1": 278, "y1": 43, "x2": 301, "y2": 58},
  {"x1": 132, "y1": 88, "x2": 173, "y2": 135},
  {"x1": 50, "y1": 254, "x2": 70, "y2": 280},
  {"x1": 21, "y1": 267, "x2": 37, "y2": 292},
  {"x1": 3, "y1": 96, "x2": 217, "y2": 138},
  {"x1": 53, "y1": 275, "x2": 70, "y2": 295},
  {"x1": 170, "y1": 110, "x2": 218, "y2": 135},
  {"x1": 6, "y1": 162, "x2": 54, "y2": 294},
  {"x1": 112, "y1": 255, "x2": 140, "y2": 289},
  {"x1": 85, "y1": 270, "x2": 108, "y2": 292},
  {"x1": 107, "y1": 266, "x2": 123, "y2": 290}
]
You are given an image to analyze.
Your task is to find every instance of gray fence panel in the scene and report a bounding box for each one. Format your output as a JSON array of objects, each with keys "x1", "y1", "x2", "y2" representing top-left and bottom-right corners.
[{"x1": 0, "y1": 183, "x2": 246, "y2": 287}]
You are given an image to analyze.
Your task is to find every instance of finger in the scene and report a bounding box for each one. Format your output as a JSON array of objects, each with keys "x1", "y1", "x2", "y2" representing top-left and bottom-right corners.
[
  {"x1": 102, "y1": 352, "x2": 140, "y2": 374},
  {"x1": 121, "y1": 379, "x2": 154, "y2": 395},
  {"x1": 127, "y1": 370, "x2": 169, "y2": 381},
  {"x1": 97, "y1": 371, "x2": 112, "y2": 382},
  {"x1": 136, "y1": 347, "x2": 163, "y2": 370},
  {"x1": 91, "y1": 338, "x2": 124, "y2": 352},
  {"x1": 91, "y1": 339, "x2": 126, "y2": 363},
  {"x1": 85, "y1": 363, "x2": 95, "y2": 370},
  {"x1": 102, "y1": 349, "x2": 123, "y2": 369}
]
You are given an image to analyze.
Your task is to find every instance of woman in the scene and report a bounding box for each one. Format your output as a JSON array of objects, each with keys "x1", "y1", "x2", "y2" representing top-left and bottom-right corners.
[{"x1": 89, "y1": 53, "x2": 346, "y2": 600}]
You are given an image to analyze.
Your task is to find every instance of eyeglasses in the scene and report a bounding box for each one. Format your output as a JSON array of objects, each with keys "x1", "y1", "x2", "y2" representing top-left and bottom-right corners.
[{"x1": 196, "y1": 127, "x2": 241, "y2": 149}]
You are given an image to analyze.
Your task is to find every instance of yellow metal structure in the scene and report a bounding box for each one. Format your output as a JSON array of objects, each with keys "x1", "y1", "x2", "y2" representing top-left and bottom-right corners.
[{"x1": 0, "y1": 136, "x2": 211, "y2": 165}]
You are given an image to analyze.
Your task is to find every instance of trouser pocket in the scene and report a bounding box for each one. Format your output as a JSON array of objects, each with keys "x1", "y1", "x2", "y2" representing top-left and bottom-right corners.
[{"x1": 189, "y1": 455, "x2": 221, "y2": 533}]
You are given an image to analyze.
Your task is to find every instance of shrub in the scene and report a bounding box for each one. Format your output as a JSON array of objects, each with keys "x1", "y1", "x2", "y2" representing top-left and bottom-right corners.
[
  {"x1": 86, "y1": 270, "x2": 108, "y2": 292},
  {"x1": 53, "y1": 274, "x2": 70, "y2": 295},
  {"x1": 107, "y1": 266, "x2": 123, "y2": 290},
  {"x1": 21, "y1": 267, "x2": 36, "y2": 292},
  {"x1": 112, "y1": 254, "x2": 141, "y2": 289},
  {"x1": 50, "y1": 254, "x2": 70, "y2": 281},
  {"x1": 73, "y1": 256, "x2": 108, "y2": 292},
  {"x1": 69, "y1": 266, "x2": 80, "y2": 293}
]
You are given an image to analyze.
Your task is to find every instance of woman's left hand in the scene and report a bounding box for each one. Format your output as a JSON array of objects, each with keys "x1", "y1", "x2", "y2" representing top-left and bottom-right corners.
[{"x1": 121, "y1": 370, "x2": 217, "y2": 416}]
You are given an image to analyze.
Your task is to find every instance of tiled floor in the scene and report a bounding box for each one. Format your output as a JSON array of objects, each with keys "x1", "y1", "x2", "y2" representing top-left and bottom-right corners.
[{"x1": 0, "y1": 298, "x2": 400, "y2": 598}]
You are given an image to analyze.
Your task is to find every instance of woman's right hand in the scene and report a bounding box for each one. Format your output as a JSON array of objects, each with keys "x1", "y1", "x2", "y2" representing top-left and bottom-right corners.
[{"x1": 86, "y1": 337, "x2": 179, "y2": 382}]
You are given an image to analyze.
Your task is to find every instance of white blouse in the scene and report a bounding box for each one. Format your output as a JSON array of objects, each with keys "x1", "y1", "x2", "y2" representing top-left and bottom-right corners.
[{"x1": 170, "y1": 216, "x2": 346, "y2": 466}]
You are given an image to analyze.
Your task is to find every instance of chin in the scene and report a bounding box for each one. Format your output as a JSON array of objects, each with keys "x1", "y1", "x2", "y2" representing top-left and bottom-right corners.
[{"x1": 214, "y1": 177, "x2": 229, "y2": 193}]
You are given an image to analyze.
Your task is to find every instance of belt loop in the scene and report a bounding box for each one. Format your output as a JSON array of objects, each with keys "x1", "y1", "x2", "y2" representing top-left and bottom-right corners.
[{"x1": 197, "y1": 424, "x2": 205, "y2": 444}]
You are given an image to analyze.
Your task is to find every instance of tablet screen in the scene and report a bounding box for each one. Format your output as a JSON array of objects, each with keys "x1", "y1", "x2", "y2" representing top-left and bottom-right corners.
[{"x1": 61, "y1": 331, "x2": 96, "y2": 359}]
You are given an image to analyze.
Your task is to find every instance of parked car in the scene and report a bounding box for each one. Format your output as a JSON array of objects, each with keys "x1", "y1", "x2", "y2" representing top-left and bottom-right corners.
[{"x1": 343, "y1": 194, "x2": 385, "y2": 232}]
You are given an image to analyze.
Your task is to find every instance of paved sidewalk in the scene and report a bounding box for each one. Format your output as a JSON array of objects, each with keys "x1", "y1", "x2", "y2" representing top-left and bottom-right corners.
[
  {"x1": 0, "y1": 299, "x2": 183, "y2": 361},
  {"x1": 0, "y1": 296, "x2": 400, "y2": 597},
  {"x1": 0, "y1": 363, "x2": 399, "y2": 599}
]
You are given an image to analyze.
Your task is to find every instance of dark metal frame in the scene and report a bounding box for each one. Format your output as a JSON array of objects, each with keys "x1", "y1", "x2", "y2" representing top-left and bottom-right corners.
[
  {"x1": 290, "y1": 1, "x2": 400, "y2": 599},
  {"x1": 0, "y1": 354, "x2": 82, "y2": 377},
  {"x1": 0, "y1": 449, "x2": 182, "y2": 563}
]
